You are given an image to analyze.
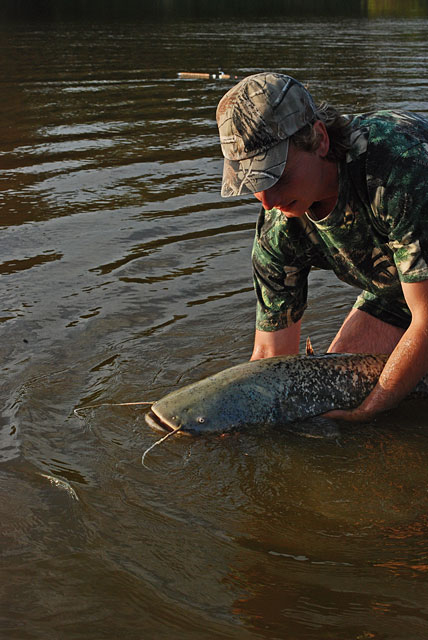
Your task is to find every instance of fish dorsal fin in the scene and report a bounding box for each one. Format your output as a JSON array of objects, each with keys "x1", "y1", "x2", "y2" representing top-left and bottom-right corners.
[{"x1": 305, "y1": 336, "x2": 315, "y2": 356}]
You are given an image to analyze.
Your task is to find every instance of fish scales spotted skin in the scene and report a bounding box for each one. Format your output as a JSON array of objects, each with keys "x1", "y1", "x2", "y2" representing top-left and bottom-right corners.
[{"x1": 145, "y1": 354, "x2": 428, "y2": 435}]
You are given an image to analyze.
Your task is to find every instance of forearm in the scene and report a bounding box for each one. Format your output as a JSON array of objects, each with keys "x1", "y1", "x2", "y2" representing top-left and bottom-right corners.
[
  {"x1": 251, "y1": 321, "x2": 301, "y2": 360},
  {"x1": 358, "y1": 321, "x2": 428, "y2": 416},
  {"x1": 325, "y1": 281, "x2": 428, "y2": 422}
]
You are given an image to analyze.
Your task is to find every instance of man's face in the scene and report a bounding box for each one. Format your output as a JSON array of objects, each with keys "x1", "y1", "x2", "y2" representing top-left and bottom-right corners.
[{"x1": 254, "y1": 142, "x2": 330, "y2": 218}]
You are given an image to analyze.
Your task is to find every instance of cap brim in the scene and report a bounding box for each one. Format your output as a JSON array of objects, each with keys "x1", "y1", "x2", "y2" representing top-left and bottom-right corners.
[{"x1": 220, "y1": 138, "x2": 289, "y2": 198}]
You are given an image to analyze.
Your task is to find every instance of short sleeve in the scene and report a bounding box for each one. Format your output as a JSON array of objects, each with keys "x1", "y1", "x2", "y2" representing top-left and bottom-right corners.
[{"x1": 252, "y1": 208, "x2": 312, "y2": 331}]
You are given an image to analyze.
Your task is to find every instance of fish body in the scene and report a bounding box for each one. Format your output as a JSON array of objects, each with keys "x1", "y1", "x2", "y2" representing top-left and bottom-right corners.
[{"x1": 145, "y1": 354, "x2": 428, "y2": 435}]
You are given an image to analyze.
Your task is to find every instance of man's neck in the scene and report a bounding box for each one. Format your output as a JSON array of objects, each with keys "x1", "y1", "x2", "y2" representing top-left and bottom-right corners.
[
  {"x1": 309, "y1": 196, "x2": 337, "y2": 221},
  {"x1": 310, "y1": 160, "x2": 339, "y2": 220}
]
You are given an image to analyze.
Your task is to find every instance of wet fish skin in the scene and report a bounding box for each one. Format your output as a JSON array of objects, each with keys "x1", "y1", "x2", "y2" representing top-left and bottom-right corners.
[{"x1": 145, "y1": 354, "x2": 428, "y2": 435}]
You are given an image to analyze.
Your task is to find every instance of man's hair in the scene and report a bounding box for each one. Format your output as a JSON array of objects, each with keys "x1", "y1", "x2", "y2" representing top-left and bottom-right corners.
[{"x1": 290, "y1": 102, "x2": 352, "y2": 161}]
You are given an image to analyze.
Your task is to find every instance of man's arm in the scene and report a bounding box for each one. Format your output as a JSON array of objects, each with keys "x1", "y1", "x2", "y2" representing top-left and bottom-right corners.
[
  {"x1": 250, "y1": 319, "x2": 302, "y2": 361},
  {"x1": 325, "y1": 279, "x2": 428, "y2": 421}
]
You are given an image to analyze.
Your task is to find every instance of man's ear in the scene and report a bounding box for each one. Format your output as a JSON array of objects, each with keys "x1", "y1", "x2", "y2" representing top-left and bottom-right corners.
[{"x1": 313, "y1": 120, "x2": 330, "y2": 157}]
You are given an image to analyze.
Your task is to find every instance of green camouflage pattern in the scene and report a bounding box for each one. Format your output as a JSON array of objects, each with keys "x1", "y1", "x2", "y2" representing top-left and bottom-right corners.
[{"x1": 252, "y1": 110, "x2": 428, "y2": 331}]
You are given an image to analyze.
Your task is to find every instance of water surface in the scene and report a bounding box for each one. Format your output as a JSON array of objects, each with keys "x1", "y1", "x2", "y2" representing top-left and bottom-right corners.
[{"x1": 1, "y1": 15, "x2": 428, "y2": 640}]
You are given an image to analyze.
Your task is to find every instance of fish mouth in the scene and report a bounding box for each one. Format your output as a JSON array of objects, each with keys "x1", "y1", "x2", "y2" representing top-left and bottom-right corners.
[{"x1": 145, "y1": 409, "x2": 191, "y2": 437}]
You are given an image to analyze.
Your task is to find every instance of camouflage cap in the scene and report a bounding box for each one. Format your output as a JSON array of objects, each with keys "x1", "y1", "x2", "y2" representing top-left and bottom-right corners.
[{"x1": 216, "y1": 72, "x2": 316, "y2": 197}]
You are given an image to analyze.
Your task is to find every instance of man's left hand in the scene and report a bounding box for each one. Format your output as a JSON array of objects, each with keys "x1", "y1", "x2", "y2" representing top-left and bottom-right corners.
[{"x1": 323, "y1": 407, "x2": 376, "y2": 423}]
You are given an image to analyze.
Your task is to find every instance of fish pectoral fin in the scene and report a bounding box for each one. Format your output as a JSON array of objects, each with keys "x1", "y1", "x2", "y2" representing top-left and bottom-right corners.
[{"x1": 294, "y1": 415, "x2": 340, "y2": 439}]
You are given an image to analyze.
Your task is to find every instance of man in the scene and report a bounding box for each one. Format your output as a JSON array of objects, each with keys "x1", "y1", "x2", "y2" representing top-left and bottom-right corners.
[{"x1": 216, "y1": 71, "x2": 428, "y2": 422}]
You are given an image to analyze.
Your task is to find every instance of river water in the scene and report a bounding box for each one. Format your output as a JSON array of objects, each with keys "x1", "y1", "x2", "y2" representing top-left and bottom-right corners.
[{"x1": 1, "y1": 13, "x2": 428, "y2": 640}]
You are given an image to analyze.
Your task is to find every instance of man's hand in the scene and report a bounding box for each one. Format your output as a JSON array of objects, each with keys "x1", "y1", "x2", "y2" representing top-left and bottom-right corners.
[
  {"x1": 323, "y1": 407, "x2": 377, "y2": 423},
  {"x1": 326, "y1": 280, "x2": 428, "y2": 421}
]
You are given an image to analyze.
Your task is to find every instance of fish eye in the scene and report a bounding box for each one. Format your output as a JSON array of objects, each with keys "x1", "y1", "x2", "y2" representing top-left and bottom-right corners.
[{"x1": 197, "y1": 417, "x2": 205, "y2": 424}]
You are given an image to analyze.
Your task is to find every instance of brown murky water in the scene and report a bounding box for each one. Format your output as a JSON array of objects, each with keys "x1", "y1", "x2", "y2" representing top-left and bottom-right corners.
[{"x1": 2, "y1": 13, "x2": 428, "y2": 640}]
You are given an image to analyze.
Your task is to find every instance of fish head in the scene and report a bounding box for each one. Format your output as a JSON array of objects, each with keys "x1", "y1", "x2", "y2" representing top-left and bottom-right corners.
[
  {"x1": 145, "y1": 362, "x2": 268, "y2": 435},
  {"x1": 145, "y1": 384, "x2": 244, "y2": 435}
]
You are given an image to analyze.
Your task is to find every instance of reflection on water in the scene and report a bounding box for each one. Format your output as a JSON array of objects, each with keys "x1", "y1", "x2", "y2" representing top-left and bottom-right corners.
[{"x1": 1, "y1": 12, "x2": 428, "y2": 640}]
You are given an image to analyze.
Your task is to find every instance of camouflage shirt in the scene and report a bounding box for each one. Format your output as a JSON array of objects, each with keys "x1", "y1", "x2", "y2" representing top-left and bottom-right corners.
[{"x1": 252, "y1": 110, "x2": 428, "y2": 331}]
